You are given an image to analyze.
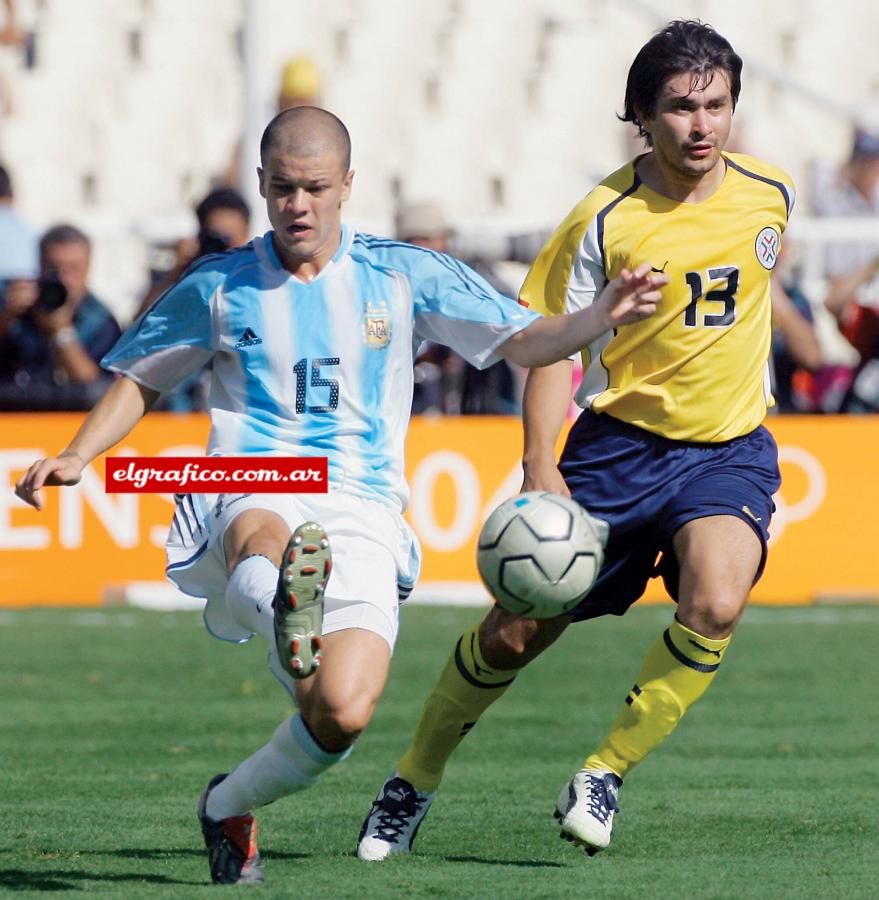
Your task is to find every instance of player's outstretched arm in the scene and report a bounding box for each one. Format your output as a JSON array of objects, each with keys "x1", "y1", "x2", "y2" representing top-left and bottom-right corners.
[
  {"x1": 521, "y1": 360, "x2": 573, "y2": 497},
  {"x1": 498, "y1": 264, "x2": 668, "y2": 368},
  {"x1": 15, "y1": 376, "x2": 159, "y2": 511}
]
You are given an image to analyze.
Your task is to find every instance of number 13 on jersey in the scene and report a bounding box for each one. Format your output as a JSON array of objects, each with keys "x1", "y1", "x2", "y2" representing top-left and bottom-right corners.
[{"x1": 683, "y1": 266, "x2": 739, "y2": 328}]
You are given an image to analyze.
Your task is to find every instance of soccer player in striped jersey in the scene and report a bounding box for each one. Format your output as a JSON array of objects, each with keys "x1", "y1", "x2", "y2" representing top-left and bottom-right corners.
[
  {"x1": 359, "y1": 20, "x2": 793, "y2": 861},
  {"x1": 14, "y1": 106, "x2": 664, "y2": 885}
]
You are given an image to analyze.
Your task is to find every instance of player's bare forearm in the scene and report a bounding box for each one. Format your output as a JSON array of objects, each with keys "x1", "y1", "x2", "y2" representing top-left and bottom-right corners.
[
  {"x1": 63, "y1": 375, "x2": 159, "y2": 463},
  {"x1": 521, "y1": 360, "x2": 573, "y2": 496},
  {"x1": 499, "y1": 264, "x2": 667, "y2": 368},
  {"x1": 15, "y1": 376, "x2": 159, "y2": 510}
]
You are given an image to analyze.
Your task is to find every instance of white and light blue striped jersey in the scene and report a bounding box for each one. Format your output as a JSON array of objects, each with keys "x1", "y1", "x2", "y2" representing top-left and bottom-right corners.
[{"x1": 104, "y1": 226, "x2": 539, "y2": 510}]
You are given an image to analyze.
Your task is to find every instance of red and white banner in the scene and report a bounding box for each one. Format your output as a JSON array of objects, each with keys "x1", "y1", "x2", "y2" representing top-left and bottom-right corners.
[{"x1": 2, "y1": 414, "x2": 879, "y2": 606}]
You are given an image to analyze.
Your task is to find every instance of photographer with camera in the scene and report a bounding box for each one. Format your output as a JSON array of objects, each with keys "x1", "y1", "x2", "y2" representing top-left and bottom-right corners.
[
  {"x1": 0, "y1": 224, "x2": 121, "y2": 410},
  {"x1": 136, "y1": 187, "x2": 251, "y2": 316},
  {"x1": 130, "y1": 188, "x2": 251, "y2": 412}
]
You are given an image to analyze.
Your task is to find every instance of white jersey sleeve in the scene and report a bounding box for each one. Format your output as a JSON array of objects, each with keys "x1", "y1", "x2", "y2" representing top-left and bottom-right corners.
[
  {"x1": 407, "y1": 249, "x2": 540, "y2": 369},
  {"x1": 102, "y1": 255, "x2": 223, "y2": 391}
]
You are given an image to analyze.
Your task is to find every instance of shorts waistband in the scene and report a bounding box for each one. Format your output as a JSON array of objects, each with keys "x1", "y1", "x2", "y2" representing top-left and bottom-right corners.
[{"x1": 582, "y1": 411, "x2": 762, "y2": 449}]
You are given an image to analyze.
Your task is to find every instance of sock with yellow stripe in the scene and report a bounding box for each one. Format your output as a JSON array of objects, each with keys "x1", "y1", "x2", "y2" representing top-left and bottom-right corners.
[
  {"x1": 584, "y1": 618, "x2": 731, "y2": 779},
  {"x1": 397, "y1": 623, "x2": 518, "y2": 793}
]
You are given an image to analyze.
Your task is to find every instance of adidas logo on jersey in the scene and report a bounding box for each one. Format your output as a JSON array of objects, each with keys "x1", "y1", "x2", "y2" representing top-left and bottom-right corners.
[{"x1": 235, "y1": 327, "x2": 263, "y2": 348}]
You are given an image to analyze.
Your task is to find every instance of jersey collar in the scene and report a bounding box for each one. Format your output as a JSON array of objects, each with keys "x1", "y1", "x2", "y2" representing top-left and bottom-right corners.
[{"x1": 261, "y1": 224, "x2": 353, "y2": 282}]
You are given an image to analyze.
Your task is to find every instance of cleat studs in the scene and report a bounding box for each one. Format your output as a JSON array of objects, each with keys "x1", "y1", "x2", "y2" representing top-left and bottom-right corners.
[
  {"x1": 301, "y1": 565, "x2": 317, "y2": 575},
  {"x1": 290, "y1": 639, "x2": 300, "y2": 653},
  {"x1": 313, "y1": 658, "x2": 321, "y2": 669},
  {"x1": 311, "y1": 636, "x2": 322, "y2": 650}
]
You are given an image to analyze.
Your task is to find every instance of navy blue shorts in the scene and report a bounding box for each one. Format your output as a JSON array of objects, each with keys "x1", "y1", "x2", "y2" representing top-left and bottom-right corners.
[{"x1": 558, "y1": 412, "x2": 781, "y2": 622}]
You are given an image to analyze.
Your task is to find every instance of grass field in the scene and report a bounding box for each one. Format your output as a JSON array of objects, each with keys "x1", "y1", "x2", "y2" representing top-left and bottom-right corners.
[{"x1": 2, "y1": 603, "x2": 878, "y2": 898}]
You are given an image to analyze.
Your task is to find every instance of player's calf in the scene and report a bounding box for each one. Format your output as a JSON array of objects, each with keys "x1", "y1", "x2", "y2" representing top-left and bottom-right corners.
[
  {"x1": 273, "y1": 521, "x2": 331, "y2": 679},
  {"x1": 554, "y1": 769, "x2": 622, "y2": 856}
]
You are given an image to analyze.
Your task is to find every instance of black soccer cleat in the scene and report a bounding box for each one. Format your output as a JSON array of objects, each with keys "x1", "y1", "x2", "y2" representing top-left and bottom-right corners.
[{"x1": 198, "y1": 773, "x2": 264, "y2": 885}]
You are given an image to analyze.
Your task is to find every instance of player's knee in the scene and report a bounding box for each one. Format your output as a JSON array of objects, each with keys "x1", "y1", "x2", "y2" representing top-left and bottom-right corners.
[
  {"x1": 307, "y1": 694, "x2": 377, "y2": 746},
  {"x1": 680, "y1": 593, "x2": 745, "y2": 638},
  {"x1": 223, "y1": 511, "x2": 290, "y2": 573}
]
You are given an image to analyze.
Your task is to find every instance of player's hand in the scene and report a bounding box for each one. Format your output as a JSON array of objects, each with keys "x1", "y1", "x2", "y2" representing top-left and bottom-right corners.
[
  {"x1": 521, "y1": 459, "x2": 571, "y2": 497},
  {"x1": 15, "y1": 452, "x2": 86, "y2": 511},
  {"x1": 595, "y1": 263, "x2": 669, "y2": 330}
]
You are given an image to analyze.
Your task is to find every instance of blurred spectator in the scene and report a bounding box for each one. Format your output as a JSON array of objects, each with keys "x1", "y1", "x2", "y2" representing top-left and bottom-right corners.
[
  {"x1": 135, "y1": 188, "x2": 251, "y2": 413},
  {"x1": 277, "y1": 55, "x2": 322, "y2": 110},
  {"x1": 221, "y1": 55, "x2": 322, "y2": 188},
  {"x1": 0, "y1": 0, "x2": 26, "y2": 119},
  {"x1": 137, "y1": 187, "x2": 251, "y2": 315},
  {"x1": 813, "y1": 128, "x2": 879, "y2": 411},
  {"x1": 396, "y1": 201, "x2": 523, "y2": 415},
  {"x1": 769, "y1": 269, "x2": 823, "y2": 412},
  {"x1": 0, "y1": 224, "x2": 121, "y2": 410},
  {"x1": 0, "y1": 0, "x2": 21, "y2": 46},
  {"x1": 813, "y1": 128, "x2": 879, "y2": 311},
  {"x1": 0, "y1": 162, "x2": 36, "y2": 279}
]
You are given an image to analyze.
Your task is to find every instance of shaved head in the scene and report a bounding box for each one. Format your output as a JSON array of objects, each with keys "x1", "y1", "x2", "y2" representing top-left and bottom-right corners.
[{"x1": 259, "y1": 106, "x2": 351, "y2": 172}]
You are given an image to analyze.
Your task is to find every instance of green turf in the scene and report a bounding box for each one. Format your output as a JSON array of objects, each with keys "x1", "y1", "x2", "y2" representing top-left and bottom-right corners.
[{"x1": 1, "y1": 604, "x2": 877, "y2": 898}]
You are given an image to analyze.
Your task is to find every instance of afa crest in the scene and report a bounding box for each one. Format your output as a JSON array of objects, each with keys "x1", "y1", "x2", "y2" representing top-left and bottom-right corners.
[{"x1": 363, "y1": 300, "x2": 391, "y2": 349}]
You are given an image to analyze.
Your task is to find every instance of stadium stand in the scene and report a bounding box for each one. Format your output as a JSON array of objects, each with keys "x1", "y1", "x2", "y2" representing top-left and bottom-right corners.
[{"x1": 0, "y1": 0, "x2": 877, "y2": 329}]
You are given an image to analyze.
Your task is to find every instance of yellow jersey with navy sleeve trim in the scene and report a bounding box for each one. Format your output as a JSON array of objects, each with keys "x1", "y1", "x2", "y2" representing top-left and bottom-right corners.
[{"x1": 520, "y1": 152, "x2": 795, "y2": 442}]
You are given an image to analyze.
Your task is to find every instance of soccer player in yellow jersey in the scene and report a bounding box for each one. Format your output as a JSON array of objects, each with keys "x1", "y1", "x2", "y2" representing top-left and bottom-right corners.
[{"x1": 358, "y1": 20, "x2": 793, "y2": 859}]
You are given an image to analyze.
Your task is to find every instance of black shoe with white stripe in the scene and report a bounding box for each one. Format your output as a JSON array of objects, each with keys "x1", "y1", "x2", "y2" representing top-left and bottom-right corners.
[{"x1": 357, "y1": 774, "x2": 435, "y2": 861}]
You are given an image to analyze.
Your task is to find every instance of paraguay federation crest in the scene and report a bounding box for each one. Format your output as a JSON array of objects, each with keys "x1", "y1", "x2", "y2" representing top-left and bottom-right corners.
[
  {"x1": 363, "y1": 299, "x2": 391, "y2": 349},
  {"x1": 755, "y1": 226, "x2": 780, "y2": 270}
]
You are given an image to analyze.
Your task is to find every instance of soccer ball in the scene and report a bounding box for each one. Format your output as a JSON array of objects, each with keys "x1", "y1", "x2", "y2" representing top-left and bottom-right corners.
[{"x1": 476, "y1": 492, "x2": 607, "y2": 619}]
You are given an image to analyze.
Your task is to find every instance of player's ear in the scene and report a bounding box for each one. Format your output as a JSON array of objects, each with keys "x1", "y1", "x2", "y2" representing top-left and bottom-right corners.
[
  {"x1": 257, "y1": 167, "x2": 267, "y2": 199},
  {"x1": 340, "y1": 169, "x2": 354, "y2": 204}
]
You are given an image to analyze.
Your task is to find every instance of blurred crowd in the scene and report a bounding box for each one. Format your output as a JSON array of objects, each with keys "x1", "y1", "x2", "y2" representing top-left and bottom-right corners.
[{"x1": 2, "y1": 49, "x2": 879, "y2": 417}]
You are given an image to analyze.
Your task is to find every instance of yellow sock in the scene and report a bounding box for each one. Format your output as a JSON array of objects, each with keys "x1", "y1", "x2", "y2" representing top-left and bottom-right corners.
[
  {"x1": 398, "y1": 624, "x2": 517, "y2": 792},
  {"x1": 585, "y1": 618, "x2": 731, "y2": 779}
]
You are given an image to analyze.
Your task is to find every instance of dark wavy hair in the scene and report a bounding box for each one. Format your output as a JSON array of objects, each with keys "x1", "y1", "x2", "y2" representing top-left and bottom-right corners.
[{"x1": 620, "y1": 20, "x2": 743, "y2": 146}]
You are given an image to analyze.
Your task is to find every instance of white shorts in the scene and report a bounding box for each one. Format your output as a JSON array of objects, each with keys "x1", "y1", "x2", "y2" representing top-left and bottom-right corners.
[{"x1": 165, "y1": 491, "x2": 421, "y2": 652}]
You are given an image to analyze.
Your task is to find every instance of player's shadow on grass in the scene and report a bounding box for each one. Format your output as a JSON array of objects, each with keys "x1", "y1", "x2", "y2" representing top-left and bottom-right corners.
[
  {"x1": 0, "y1": 868, "x2": 204, "y2": 891},
  {"x1": 1, "y1": 849, "x2": 311, "y2": 891},
  {"x1": 444, "y1": 854, "x2": 567, "y2": 869},
  {"x1": 80, "y1": 847, "x2": 310, "y2": 862}
]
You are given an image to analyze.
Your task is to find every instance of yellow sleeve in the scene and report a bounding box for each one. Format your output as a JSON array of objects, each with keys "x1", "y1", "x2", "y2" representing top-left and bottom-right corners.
[{"x1": 519, "y1": 203, "x2": 592, "y2": 318}]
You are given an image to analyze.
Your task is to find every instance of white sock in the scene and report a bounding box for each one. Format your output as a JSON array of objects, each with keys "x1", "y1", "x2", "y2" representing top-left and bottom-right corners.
[
  {"x1": 206, "y1": 714, "x2": 352, "y2": 820},
  {"x1": 224, "y1": 555, "x2": 277, "y2": 641}
]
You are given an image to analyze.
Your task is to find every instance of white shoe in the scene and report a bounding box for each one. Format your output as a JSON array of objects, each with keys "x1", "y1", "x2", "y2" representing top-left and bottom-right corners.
[
  {"x1": 554, "y1": 768, "x2": 622, "y2": 856},
  {"x1": 357, "y1": 773, "x2": 435, "y2": 861}
]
